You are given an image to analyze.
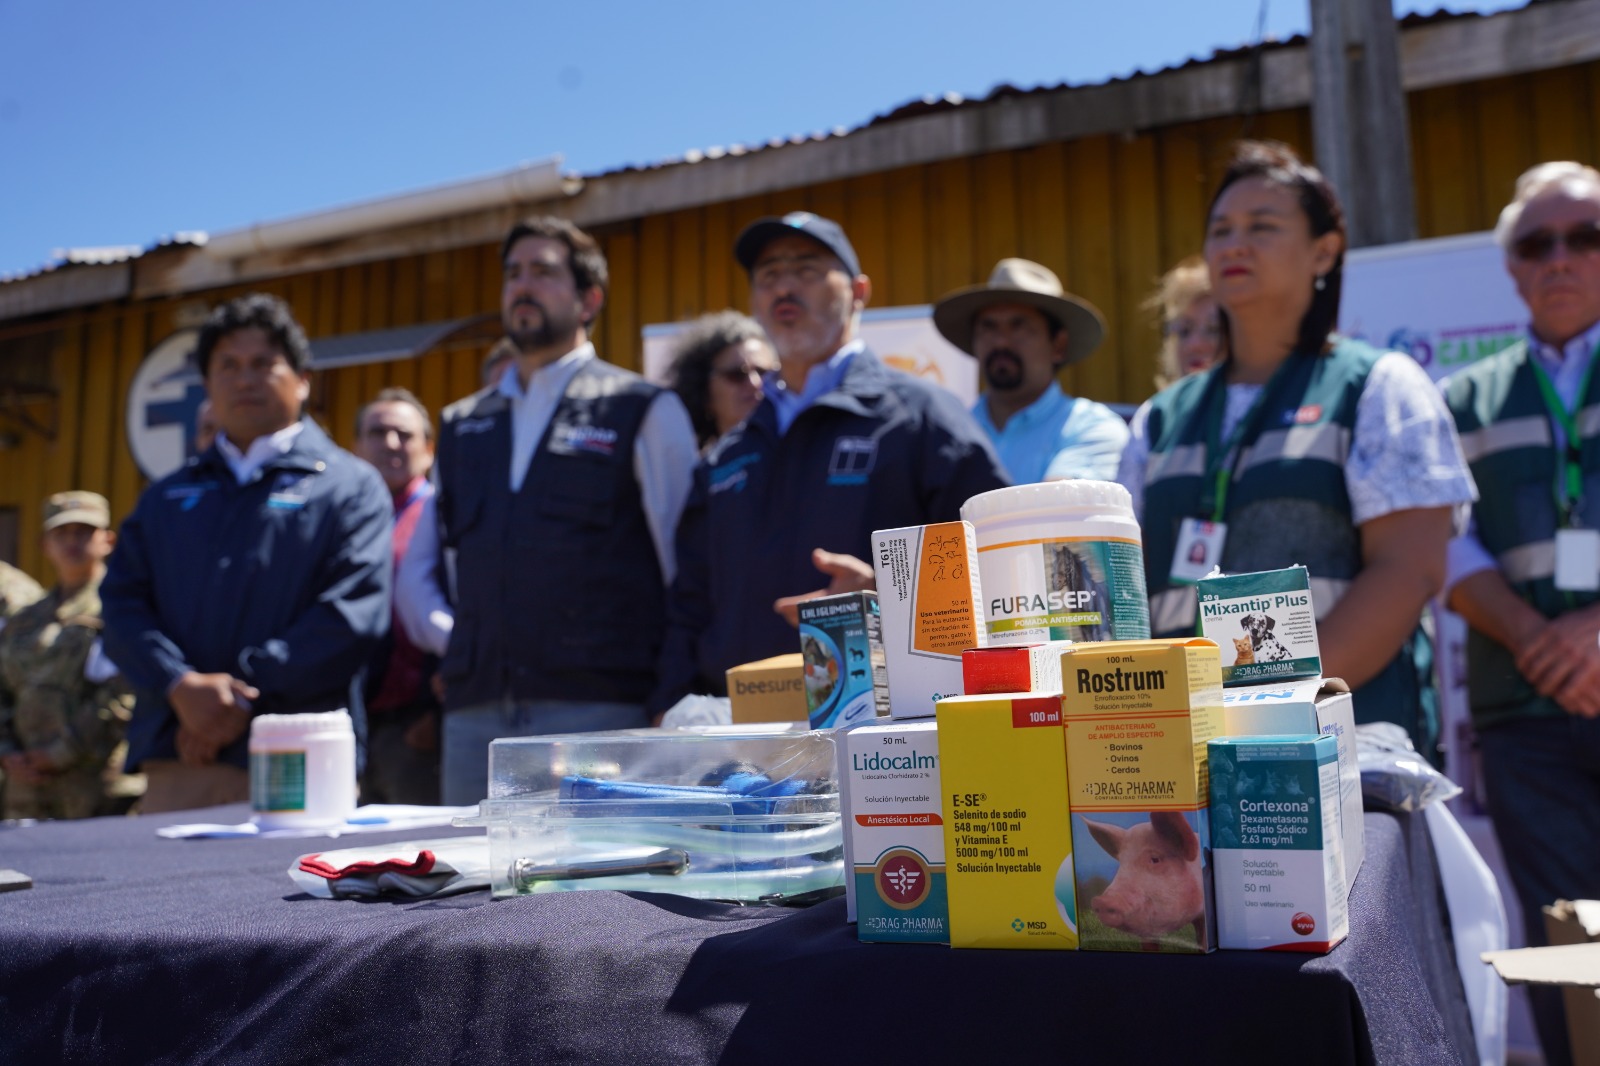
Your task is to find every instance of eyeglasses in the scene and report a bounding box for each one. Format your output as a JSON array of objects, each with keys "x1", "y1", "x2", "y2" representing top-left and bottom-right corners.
[
  {"x1": 714, "y1": 365, "x2": 769, "y2": 385},
  {"x1": 1165, "y1": 320, "x2": 1222, "y2": 342},
  {"x1": 1511, "y1": 222, "x2": 1600, "y2": 262}
]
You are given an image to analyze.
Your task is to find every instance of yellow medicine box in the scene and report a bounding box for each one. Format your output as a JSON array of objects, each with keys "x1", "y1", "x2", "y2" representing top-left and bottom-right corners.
[
  {"x1": 1062, "y1": 638, "x2": 1223, "y2": 953},
  {"x1": 936, "y1": 692, "x2": 1078, "y2": 950}
]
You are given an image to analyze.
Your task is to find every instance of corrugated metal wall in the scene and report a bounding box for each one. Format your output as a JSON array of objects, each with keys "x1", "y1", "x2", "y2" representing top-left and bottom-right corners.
[{"x1": 2, "y1": 61, "x2": 1598, "y2": 578}]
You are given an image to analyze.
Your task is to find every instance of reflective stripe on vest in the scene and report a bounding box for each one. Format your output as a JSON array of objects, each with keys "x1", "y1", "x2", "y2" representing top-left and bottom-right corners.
[
  {"x1": 1498, "y1": 540, "x2": 1555, "y2": 584},
  {"x1": 1237, "y1": 421, "x2": 1351, "y2": 476},
  {"x1": 1144, "y1": 442, "x2": 1206, "y2": 488},
  {"x1": 1456, "y1": 414, "x2": 1549, "y2": 463}
]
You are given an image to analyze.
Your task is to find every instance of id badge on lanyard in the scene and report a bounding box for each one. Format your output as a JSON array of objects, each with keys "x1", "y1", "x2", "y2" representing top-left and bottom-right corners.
[
  {"x1": 1167, "y1": 366, "x2": 1287, "y2": 586},
  {"x1": 1533, "y1": 357, "x2": 1600, "y2": 592}
]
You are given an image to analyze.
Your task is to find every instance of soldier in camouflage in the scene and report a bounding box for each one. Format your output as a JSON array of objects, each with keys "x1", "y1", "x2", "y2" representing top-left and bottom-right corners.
[
  {"x1": 0, "y1": 492, "x2": 131, "y2": 820},
  {"x1": 0, "y1": 559, "x2": 43, "y2": 622}
]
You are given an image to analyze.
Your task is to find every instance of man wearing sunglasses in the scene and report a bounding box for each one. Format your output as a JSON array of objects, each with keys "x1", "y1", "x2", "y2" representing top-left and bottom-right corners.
[{"x1": 1444, "y1": 161, "x2": 1600, "y2": 1066}]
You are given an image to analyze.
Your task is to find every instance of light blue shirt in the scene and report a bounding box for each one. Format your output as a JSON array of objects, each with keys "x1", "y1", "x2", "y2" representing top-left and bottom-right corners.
[
  {"x1": 973, "y1": 381, "x2": 1130, "y2": 484},
  {"x1": 768, "y1": 340, "x2": 866, "y2": 435}
]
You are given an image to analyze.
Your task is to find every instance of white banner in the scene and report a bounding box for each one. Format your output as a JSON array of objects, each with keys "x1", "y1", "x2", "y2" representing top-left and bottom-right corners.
[
  {"x1": 1343, "y1": 230, "x2": 1524, "y2": 795},
  {"x1": 1341, "y1": 230, "x2": 1522, "y2": 382},
  {"x1": 642, "y1": 305, "x2": 978, "y2": 408}
]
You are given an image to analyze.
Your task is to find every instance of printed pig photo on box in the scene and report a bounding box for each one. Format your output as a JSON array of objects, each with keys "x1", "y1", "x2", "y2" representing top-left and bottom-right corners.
[{"x1": 1073, "y1": 808, "x2": 1212, "y2": 953}]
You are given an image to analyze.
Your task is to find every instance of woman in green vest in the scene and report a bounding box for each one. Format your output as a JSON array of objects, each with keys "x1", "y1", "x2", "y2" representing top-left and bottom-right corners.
[{"x1": 1119, "y1": 141, "x2": 1477, "y2": 755}]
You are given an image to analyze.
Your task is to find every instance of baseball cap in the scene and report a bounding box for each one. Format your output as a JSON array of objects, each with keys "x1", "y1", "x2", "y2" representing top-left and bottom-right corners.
[
  {"x1": 43, "y1": 491, "x2": 110, "y2": 532},
  {"x1": 734, "y1": 212, "x2": 861, "y2": 278}
]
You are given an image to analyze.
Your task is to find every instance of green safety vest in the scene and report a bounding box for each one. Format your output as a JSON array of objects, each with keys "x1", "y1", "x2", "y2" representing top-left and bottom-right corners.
[
  {"x1": 1141, "y1": 338, "x2": 1435, "y2": 750},
  {"x1": 1444, "y1": 338, "x2": 1600, "y2": 729}
]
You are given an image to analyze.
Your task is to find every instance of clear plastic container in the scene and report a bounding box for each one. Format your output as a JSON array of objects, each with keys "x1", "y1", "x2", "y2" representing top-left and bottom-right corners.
[{"x1": 458, "y1": 725, "x2": 843, "y2": 901}]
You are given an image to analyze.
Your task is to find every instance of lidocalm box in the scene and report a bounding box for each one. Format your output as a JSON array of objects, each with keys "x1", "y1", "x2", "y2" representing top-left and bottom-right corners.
[
  {"x1": 961, "y1": 640, "x2": 1074, "y2": 695},
  {"x1": 936, "y1": 692, "x2": 1078, "y2": 950},
  {"x1": 725, "y1": 654, "x2": 806, "y2": 723},
  {"x1": 1209, "y1": 735, "x2": 1348, "y2": 952},
  {"x1": 1197, "y1": 565, "x2": 1321, "y2": 686},
  {"x1": 1062, "y1": 639, "x2": 1222, "y2": 953},
  {"x1": 1221, "y1": 678, "x2": 1363, "y2": 884},
  {"x1": 845, "y1": 720, "x2": 948, "y2": 943},
  {"x1": 796, "y1": 592, "x2": 889, "y2": 729},
  {"x1": 872, "y1": 522, "x2": 987, "y2": 720}
]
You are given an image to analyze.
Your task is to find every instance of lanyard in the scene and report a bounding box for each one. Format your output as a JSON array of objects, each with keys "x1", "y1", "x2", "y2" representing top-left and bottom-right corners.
[
  {"x1": 1197, "y1": 357, "x2": 1300, "y2": 522},
  {"x1": 1529, "y1": 350, "x2": 1597, "y2": 527}
]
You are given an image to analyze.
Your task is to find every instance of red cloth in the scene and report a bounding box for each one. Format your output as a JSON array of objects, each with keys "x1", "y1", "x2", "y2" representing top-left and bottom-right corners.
[{"x1": 369, "y1": 477, "x2": 432, "y2": 713}]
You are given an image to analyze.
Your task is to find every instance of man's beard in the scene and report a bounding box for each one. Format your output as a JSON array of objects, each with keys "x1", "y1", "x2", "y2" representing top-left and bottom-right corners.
[
  {"x1": 504, "y1": 299, "x2": 570, "y2": 353},
  {"x1": 982, "y1": 349, "x2": 1024, "y2": 391}
]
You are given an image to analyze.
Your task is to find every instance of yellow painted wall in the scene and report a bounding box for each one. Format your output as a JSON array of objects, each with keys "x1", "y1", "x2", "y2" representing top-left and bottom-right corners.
[{"x1": 2, "y1": 60, "x2": 1597, "y2": 578}]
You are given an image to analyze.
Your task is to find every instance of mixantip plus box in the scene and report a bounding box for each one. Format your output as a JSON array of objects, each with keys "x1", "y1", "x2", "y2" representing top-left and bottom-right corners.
[
  {"x1": 961, "y1": 640, "x2": 1074, "y2": 695},
  {"x1": 872, "y1": 522, "x2": 987, "y2": 720},
  {"x1": 1062, "y1": 639, "x2": 1222, "y2": 953},
  {"x1": 936, "y1": 692, "x2": 1077, "y2": 950},
  {"x1": 1221, "y1": 678, "x2": 1364, "y2": 884},
  {"x1": 797, "y1": 592, "x2": 889, "y2": 729},
  {"x1": 1197, "y1": 565, "x2": 1321, "y2": 686},
  {"x1": 1209, "y1": 735, "x2": 1348, "y2": 952},
  {"x1": 845, "y1": 720, "x2": 948, "y2": 943}
]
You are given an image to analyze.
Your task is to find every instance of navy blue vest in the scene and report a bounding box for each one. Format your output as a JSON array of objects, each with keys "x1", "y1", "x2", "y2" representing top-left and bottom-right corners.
[{"x1": 436, "y1": 358, "x2": 666, "y2": 709}]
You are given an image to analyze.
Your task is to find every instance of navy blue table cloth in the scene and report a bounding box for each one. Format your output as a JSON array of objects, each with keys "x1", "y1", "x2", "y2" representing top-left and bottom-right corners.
[{"x1": 0, "y1": 806, "x2": 1473, "y2": 1065}]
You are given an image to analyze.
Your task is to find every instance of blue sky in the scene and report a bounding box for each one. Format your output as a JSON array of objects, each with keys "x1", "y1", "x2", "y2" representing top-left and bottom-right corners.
[{"x1": 0, "y1": 0, "x2": 1524, "y2": 279}]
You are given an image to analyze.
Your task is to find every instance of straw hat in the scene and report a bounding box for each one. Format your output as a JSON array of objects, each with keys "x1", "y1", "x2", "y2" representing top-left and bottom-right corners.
[{"x1": 933, "y1": 259, "x2": 1106, "y2": 366}]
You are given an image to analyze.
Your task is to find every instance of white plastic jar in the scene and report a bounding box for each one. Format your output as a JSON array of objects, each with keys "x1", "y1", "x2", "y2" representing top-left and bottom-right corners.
[
  {"x1": 960, "y1": 480, "x2": 1151, "y2": 646},
  {"x1": 248, "y1": 710, "x2": 357, "y2": 829}
]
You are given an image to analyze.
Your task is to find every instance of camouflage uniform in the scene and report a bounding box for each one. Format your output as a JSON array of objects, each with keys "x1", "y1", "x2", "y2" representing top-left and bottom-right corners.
[
  {"x1": 0, "y1": 561, "x2": 44, "y2": 621},
  {"x1": 0, "y1": 575, "x2": 132, "y2": 819}
]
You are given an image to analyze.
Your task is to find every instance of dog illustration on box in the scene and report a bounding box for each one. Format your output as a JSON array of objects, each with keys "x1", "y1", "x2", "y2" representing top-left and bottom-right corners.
[{"x1": 1239, "y1": 613, "x2": 1292, "y2": 662}]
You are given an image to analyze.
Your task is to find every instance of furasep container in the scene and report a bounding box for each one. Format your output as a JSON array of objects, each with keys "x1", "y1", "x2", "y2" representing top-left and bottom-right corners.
[
  {"x1": 248, "y1": 710, "x2": 357, "y2": 829},
  {"x1": 961, "y1": 480, "x2": 1151, "y2": 645}
]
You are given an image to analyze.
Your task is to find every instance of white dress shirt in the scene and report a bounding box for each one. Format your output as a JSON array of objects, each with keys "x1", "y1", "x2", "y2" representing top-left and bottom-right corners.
[{"x1": 215, "y1": 422, "x2": 306, "y2": 485}]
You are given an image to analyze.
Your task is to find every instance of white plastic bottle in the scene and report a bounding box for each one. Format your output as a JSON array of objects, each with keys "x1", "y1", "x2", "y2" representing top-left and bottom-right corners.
[
  {"x1": 248, "y1": 710, "x2": 357, "y2": 829},
  {"x1": 960, "y1": 480, "x2": 1150, "y2": 646}
]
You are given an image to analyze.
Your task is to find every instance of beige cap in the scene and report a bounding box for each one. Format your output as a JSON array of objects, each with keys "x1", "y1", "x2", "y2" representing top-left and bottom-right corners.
[{"x1": 43, "y1": 491, "x2": 111, "y2": 532}]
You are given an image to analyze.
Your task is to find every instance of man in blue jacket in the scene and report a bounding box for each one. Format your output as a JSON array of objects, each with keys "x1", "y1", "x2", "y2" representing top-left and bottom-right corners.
[
  {"x1": 648, "y1": 213, "x2": 1008, "y2": 715},
  {"x1": 103, "y1": 294, "x2": 392, "y2": 814}
]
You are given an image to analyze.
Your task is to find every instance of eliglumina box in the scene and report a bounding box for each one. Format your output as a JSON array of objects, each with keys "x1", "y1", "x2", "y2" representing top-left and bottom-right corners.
[
  {"x1": 872, "y1": 521, "x2": 987, "y2": 719},
  {"x1": 725, "y1": 654, "x2": 806, "y2": 723},
  {"x1": 797, "y1": 591, "x2": 889, "y2": 729},
  {"x1": 1220, "y1": 678, "x2": 1364, "y2": 884},
  {"x1": 936, "y1": 692, "x2": 1078, "y2": 950},
  {"x1": 845, "y1": 720, "x2": 948, "y2": 943},
  {"x1": 1062, "y1": 638, "x2": 1222, "y2": 953},
  {"x1": 1209, "y1": 735, "x2": 1349, "y2": 952}
]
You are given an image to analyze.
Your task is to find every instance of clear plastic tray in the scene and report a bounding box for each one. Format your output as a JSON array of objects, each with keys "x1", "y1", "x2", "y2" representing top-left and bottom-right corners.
[{"x1": 458, "y1": 725, "x2": 843, "y2": 902}]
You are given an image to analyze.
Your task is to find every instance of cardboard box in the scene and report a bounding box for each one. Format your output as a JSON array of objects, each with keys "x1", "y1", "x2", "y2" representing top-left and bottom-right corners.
[
  {"x1": 872, "y1": 521, "x2": 987, "y2": 720},
  {"x1": 845, "y1": 720, "x2": 948, "y2": 944},
  {"x1": 1209, "y1": 735, "x2": 1348, "y2": 952},
  {"x1": 797, "y1": 592, "x2": 889, "y2": 729},
  {"x1": 1220, "y1": 678, "x2": 1364, "y2": 884},
  {"x1": 1062, "y1": 638, "x2": 1222, "y2": 953},
  {"x1": 725, "y1": 654, "x2": 806, "y2": 723},
  {"x1": 1483, "y1": 900, "x2": 1600, "y2": 1064},
  {"x1": 961, "y1": 640, "x2": 1074, "y2": 696},
  {"x1": 1197, "y1": 565, "x2": 1321, "y2": 686},
  {"x1": 936, "y1": 692, "x2": 1077, "y2": 950}
]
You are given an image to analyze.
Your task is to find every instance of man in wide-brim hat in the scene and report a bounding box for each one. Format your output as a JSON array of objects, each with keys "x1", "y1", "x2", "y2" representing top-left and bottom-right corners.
[{"x1": 934, "y1": 258, "x2": 1128, "y2": 483}]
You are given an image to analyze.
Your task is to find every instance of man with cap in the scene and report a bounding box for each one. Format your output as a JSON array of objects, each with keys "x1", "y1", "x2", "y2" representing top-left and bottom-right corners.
[
  {"x1": 934, "y1": 259, "x2": 1128, "y2": 484},
  {"x1": 103, "y1": 293, "x2": 393, "y2": 814},
  {"x1": 648, "y1": 212, "x2": 1008, "y2": 715},
  {"x1": 0, "y1": 492, "x2": 132, "y2": 819}
]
